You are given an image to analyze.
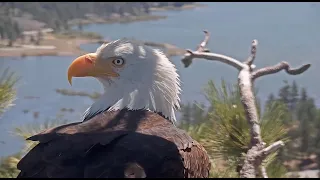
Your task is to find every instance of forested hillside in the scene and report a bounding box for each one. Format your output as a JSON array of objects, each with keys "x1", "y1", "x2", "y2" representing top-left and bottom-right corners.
[
  {"x1": 0, "y1": 2, "x2": 194, "y2": 31},
  {"x1": 0, "y1": 2, "x2": 195, "y2": 47}
]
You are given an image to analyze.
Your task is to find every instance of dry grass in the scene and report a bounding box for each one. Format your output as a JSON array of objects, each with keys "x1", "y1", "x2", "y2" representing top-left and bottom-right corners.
[{"x1": 0, "y1": 33, "x2": 101, "y2": 58}]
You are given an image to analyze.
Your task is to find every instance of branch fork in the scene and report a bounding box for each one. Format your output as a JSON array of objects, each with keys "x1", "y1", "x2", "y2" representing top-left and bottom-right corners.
[{"x1": 181, "y1": 30, "x2": 311, "y2": 178}]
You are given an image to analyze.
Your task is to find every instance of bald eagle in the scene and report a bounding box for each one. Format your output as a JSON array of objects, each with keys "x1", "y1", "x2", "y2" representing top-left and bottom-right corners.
[{"x1": 17, "y1": 39, "x2": 211, "y2": 178}]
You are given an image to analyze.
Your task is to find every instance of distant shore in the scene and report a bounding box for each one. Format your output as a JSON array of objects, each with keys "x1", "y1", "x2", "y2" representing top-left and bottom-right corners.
[
  {"x1": 0, "y1": 3, "x2": 204, "y2": 58},
  {"x1": 0, "y1": 33, "x2": 186, "y2": 58},
  {"x1": 0, "y1": 33, "x2": 100, "y2": 58},
  {"x1": 150, "y1": 3, "x2": 206, "y2": 12},
  {"x1": 68, "y1": 3, "x2": 206, "y2": 26},
  {"x1": 68, "y1": 15, "x2": 167, "y2": 27}
]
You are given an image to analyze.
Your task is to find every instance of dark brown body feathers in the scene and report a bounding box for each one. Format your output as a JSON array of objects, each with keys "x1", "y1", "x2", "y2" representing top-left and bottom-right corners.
[{"x1": 17, "y1": 109, "x2": 210, "y2": 178}]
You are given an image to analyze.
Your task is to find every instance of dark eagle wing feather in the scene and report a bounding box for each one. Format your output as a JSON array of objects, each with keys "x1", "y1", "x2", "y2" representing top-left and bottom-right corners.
[
  {"x1": 141, "y1": 126, "x2": 210, "y2": 178},
  {"x1": 17, "y1": 110, "x2": 210, "y2": 178}
]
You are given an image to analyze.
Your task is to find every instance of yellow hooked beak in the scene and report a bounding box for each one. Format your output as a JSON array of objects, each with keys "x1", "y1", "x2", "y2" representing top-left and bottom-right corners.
[{"x1": 67, "y1": 53, "x2": 119, "y2": 85}]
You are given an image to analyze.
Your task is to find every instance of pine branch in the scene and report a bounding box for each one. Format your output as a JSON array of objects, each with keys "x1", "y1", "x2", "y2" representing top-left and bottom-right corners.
[{"x1": 181, "y1": 30, "x2": 311, "y2": 178}]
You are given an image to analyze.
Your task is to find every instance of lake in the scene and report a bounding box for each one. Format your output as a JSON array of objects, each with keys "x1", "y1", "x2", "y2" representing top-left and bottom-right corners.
[{"x1": 1, "y1": 2, "x2": 319, "y2": 157}]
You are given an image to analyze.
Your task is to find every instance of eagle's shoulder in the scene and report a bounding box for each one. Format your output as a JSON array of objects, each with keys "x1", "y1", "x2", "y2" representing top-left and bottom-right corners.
[
  {"x1": 17, "y1": 109, "x2": 210, "y2": 178},
  {"x1": 27, "y1": 109, "x2": 171, "y2": 142},
  {"x1": 140, "y1": 125, "x2": 211, "y2": 178}
]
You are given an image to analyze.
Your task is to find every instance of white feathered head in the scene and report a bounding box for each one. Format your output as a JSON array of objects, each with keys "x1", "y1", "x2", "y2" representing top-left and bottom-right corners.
[{"x1": 67, "y1": 38, "x2": 181, "y2": 122}]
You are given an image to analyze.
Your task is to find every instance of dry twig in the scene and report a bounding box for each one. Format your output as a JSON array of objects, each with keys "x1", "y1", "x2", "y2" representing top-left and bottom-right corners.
[
  {"x1": 181, "y1": 30, "x2": 211, "y2": 68},
  {"x1": 260, "y1": 166, "x2": 268, "y2": 178},
  {"x1": 181, "y1": 30, "x2": 311, "y2": 178}
]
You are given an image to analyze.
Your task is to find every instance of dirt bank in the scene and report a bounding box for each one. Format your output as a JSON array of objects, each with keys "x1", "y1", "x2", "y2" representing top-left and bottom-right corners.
[{"x1": 0, "y1": 34, "x2": 100, "y2": 58}]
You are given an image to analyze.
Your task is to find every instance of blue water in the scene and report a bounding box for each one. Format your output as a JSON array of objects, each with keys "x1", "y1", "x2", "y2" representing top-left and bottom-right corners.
[{"x1": 1, "y1": 2, "x2": 319, "y2": 157}]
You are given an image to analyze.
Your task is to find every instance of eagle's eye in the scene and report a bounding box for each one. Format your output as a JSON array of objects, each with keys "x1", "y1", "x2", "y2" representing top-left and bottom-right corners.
[{"x1": 112, "y1": 58, "x2": 125, "y2": 67}]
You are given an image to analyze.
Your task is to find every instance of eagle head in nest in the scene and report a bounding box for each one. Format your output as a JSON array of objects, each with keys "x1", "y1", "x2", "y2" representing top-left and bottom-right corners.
[{"x1": 67, "y1": 38, "x2": 181, "y2": 123}]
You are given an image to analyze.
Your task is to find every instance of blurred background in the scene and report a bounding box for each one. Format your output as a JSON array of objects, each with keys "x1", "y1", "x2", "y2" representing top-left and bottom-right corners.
[{"x1": 0, "y1": 2, "x2": 319, "y2": 178}]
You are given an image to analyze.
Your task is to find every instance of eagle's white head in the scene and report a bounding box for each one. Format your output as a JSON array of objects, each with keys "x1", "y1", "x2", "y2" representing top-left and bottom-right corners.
[{"x1": 67, "y1": 38, "x2": 181, "y2": 123}]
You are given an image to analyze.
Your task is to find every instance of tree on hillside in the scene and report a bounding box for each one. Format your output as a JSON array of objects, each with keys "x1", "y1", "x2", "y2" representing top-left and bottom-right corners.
[
  {"x1": 296, "y1": 88, "x2": 316, "y2": 153},
  {"x1": 278, "y1": 80, "x2": 290, "y2": 107},
  {"x1": 179, "y1": 103, "x2": 192, "y2": 125},
  {"x1": 313, "y1": 110, "x2": 320, "y2": 169},
  {"x1": 78, "y1": 21, "x2": 83, "y2": 32},
  {"x1": 265, "y1": 93, "x2": 275, "y2": 108},
  {"x1": 0, "y1": 25, "x2": 4, "y2": 40},
  {"x1": 3, "y1": 2, "x2": 194, "y2": 31},
  {"x1": 265, "y1": 80, "x2": 320, "y2": 172},
  {"x1": 0, "y1": 17, "x2": 22, "y2": 47},
  {"x1": 30, "y1": 35, "x2": 35, "y2": 44},
  {"x1": 35, "y1": 30, "x2": 43, "y2": 45},
  {"x1": 53, "y1": 19, "x2": 62, "y2": 32},
  {"x1": 179, "y1": 101, "x2": 208, "y2": 135},
  {"x1": 62, "y1": 20, "x2": 69, "y2": 31},
  {"x1": 289, "y1": 81, "x2": 299, "y2": 112},
  {"x1": 191, "y1": 103, "x2": 207, "y2": 124}
]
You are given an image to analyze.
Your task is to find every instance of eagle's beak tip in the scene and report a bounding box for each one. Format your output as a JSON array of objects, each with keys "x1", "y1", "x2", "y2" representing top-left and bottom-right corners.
[{"x1": 68, "y1": 76, "x2": 73, "y2": 86}]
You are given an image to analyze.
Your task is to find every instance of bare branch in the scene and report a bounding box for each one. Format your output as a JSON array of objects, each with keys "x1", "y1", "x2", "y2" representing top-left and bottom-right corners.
[
  {"x1": 244, "y1": 39, "x2": 258, "y2": 66},
  {"x1": 181, "y1": 30, "x2": 244, "y2": 69},
  {"x1": 257, "y1": 141, "x2": 285, "y2": 178},
  {"x1": 181, "y1": 30, "x2": 311, "y2": 178},
  {"x1": 260, "y1": 166, "x2": 268, "y2": 178},
  {"x1": 197, "y1": 30, "x2": 210, "y2": 52},
  {"x1": 181, "y1": 30, "x2": 211, "y2": 68},
  {"x1": 260, "y1": 141, "x2": 285, "y2": 158},
  {"x1": 252, "y1": 62, "x2": 311, "y2": 80},
  {"x1": 185, "y1": 51, "x2": 244, "y2": 70}
]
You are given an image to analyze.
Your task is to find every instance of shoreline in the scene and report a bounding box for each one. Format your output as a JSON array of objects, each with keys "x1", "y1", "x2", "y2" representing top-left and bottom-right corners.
[
  {"x1": 68, "y1": 15, "x2": 167, "y2": 27},
  {"x1": 0, "y1": 3, "x2": 204, "y2": 58},
  {"x1": 0, "y1": 35, "x2": 101, "y2": 58},
  {"x1": 68, "y1": 3, "x2": 206, "y2": 26},
  {"x1": 0, "y1": 36, "x2": 186, "y2": 59},
  {"x1": 150, "y1": 3, "x2": 206, "y2": 12}
]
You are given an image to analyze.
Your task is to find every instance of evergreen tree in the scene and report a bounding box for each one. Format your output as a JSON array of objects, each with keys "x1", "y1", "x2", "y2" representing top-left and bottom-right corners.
[
  {"x1": 296, "y1": 88, "x2": 316, "y2": 153},
  {"x1": 278, "y1": 80, "x2": 290, "y2": 107},
  {"x1": 265, "y1": 93, "x2": 275, "y2": 110},
  {"x1": 180, "y1": 80, "x2": 288, "y2": 178},
  {"x1": 180, "y1": 103, "x2": 192, "y2": 126},
  {"x1": 0, "y1": 25, "x2": 4, "y2": 40},
  {"x1": 54, "y1": 19, "x2": 62, "y2": 31},
  {"x1": 300, "y1": 88, "x2": 308, "y2": 101},
  {"x1": 78, "y1": 21, "x2": 83, "y2": 31},
  {"x1": 35, "y1": 30, "x2": 43, "y2": 45},
  {"x1": 289, "y1": 81, "x2": 299, "y2": 112},
  {"x1": 62, "y1": 20, "x2": 69, "y2": 31},
  {"x1": 4, "y1": 20, "x2": 21, "y2": 47},
  {"x1": 30, "y1": 35, "x2": 35, "y2": 44},
  {"x1": 313, "y1": 110, "x2": 320, "y2": 169},
  {"x1": 13, "y1": 22, "x2": 20, "y2": 37},
  {"x1": 191, "y1": 103, "x2": 207, "y2": 124}
]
